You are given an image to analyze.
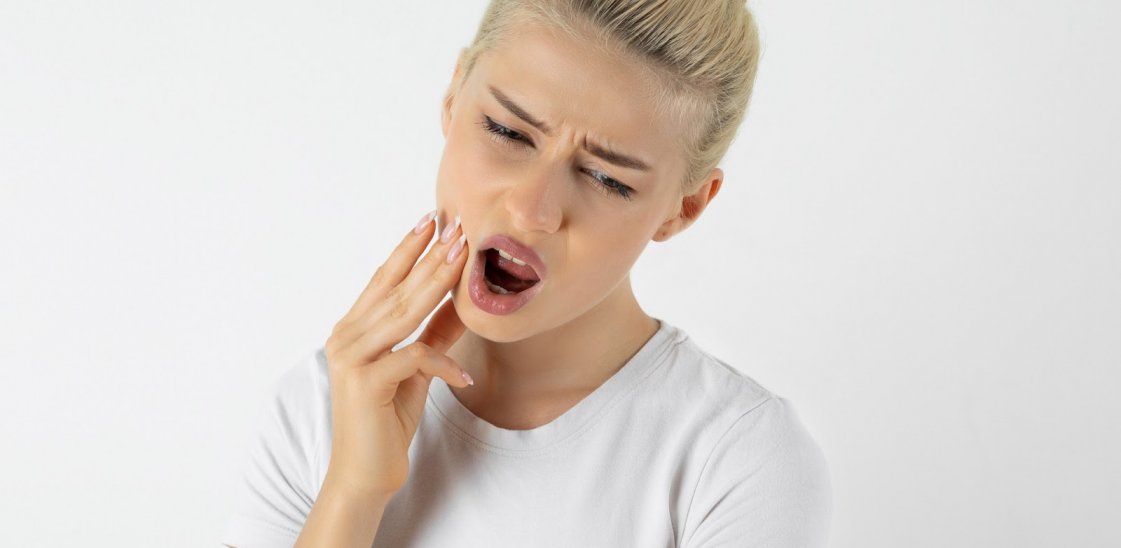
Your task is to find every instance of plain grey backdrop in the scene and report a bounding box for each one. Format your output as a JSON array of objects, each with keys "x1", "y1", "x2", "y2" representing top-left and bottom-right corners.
[{"x1": 2, "y1": 1, "x2": 1118, "y2": 546}]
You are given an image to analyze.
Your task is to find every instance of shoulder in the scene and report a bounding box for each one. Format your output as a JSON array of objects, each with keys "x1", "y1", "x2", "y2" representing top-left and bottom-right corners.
[
  {"x1": 661, "y1": 326, "x2": 829, "y2": 472},
  {"x1": 650, "y1": 325, "x2": 789, "y2": 429},
  {"x1": 258, "y1": 347, "x2": 333, "y2": 448},
  {"x1": 262, "y1": 346, "x2": 333, "y2": 428},
  {"x1": 649, "y1": 325, "x2": 832, "y2": 546},
  {"x1": 220, "y1": 348, "x2": 333, "y2": 547},
  {"x1": 273, "y1": 346, "x2": 331, "y2": 402},
  {"x1": 275, "y1": 346, "x2": 333, "y2": 462},
  {"x1": 254, "y1": 346, "x2": 333, "y2": 473},
  {"x1": 681, "y1": 395, "x2": 833, "y2": 546},
  {"x1": 248, "y1": 347, "x2": 336, "y2": 497}
]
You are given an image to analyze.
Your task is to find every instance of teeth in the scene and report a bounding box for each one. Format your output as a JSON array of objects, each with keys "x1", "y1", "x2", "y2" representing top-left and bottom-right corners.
[
  {"x1": 484, "y1": 277, "x2": 514, "y2": 295},
  {"x1": 496, "y1": 248, "x2": 528, "y2": 266}
]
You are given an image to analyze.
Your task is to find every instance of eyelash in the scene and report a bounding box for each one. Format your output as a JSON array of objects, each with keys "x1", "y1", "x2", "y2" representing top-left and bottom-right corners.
[{"x1": 479, "y1": 116, "x2": 635, "y2": 201}]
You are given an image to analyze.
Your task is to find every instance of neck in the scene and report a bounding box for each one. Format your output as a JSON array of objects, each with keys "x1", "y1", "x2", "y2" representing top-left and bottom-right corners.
[{"x1": 445, "y1": 275, "x2": 659, "y2": 429}]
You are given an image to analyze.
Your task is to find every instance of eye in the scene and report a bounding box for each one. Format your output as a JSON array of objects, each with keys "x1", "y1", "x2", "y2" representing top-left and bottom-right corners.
[
  {"x1": 584, "y1": 169, "x2": 635, "y2": 201},
  {"x1": 480, "y1": 115, "x2": 635, "y2": 201},
  {"x1": 480, "y1": 116, "x2": 532, "y2": 147}
]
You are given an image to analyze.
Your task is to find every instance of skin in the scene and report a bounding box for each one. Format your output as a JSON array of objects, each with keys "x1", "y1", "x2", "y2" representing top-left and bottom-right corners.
[
  {"x1": 302, "y1": 220, "x2": 472, "y2": 547},
  {"x1": 291, "y1": 20, "x2": 724, "y2": 547},
  {"x1": 435, "y1": 21, "x2": 723, "y2": 429}
]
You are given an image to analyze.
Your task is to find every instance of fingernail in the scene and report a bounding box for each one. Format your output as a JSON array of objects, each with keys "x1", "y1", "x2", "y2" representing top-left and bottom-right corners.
[
  {"x1": 446, "y1": 233, "x2": 467, "y2": 263},
  {"x1": 460, "y1": 369, "x2": 475, "y2": 386},
  {"x1": 413, "y1": 209, "x2": 436, "y2": 234},
  {"x1": 440, "y1": 214, "x2": 461, "y2": 243}
]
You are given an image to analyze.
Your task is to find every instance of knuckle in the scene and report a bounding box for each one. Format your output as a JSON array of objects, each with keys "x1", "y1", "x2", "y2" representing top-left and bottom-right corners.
[
  {"x1": 405, "y1": 342, "x2": 431, "y2": 360},
  {"x1": 371, "y1": 265, "x2": 387, "y2": 287},
  {"x1": 384, "y1": 287, "x2": 409, "y2": 319},
  {"x1": 435, "y1": 262, "x2": 459, "y2": 282},
  {"x1": 330, "y1": 319, "x2": 350, "y2": 339},
  {"x1": 325, "y1": 333, "x2": 349, "y2": 360},
  {"x1": 429, "y1": 265, "x2": 458, "y2": 289},
  {"x1": 324, "y1": 344, "x2": 346, "y2": 372},
  {"x1": 418, "y1": 271, "x2": 441, "y2": 292},
  {"x1": 389, "y1": 296, "x2": 409, "y2": 319},
  {"x1": 422, "y1": 245, "x2": 445, "y2": 267}
]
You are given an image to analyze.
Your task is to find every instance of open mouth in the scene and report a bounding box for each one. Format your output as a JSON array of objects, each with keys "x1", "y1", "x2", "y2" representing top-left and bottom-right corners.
[{"x1": 481, "y1": 248, "x2": 541, "y2": 295}]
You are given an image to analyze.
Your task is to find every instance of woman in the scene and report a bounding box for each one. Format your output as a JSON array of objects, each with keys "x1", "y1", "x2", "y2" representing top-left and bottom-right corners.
[{"x1": 223, "y1": 1, "x2": 831, "y2": 546}]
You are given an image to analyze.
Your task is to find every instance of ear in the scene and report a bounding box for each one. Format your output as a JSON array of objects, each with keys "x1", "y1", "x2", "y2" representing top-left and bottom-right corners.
[
  {"x1": 441, "y1": 50, "x2": 468, "y2": 139},
  {"x1": 652, "y1": 168, "x2": 723, "y2": 242}
]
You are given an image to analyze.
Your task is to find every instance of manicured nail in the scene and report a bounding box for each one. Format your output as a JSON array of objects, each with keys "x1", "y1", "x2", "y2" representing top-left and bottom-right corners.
[
  {"x1": 446, "y1": 233, "x2": 467, "y2": 263},
  {"x1": 460, "y1": 369, "x2": 475, "y2": 386},
  {"x1": 440, "y1": 214, "x2": 461, "y2": 243},
  {"x1": 413, "y1": 209, "x2": 436, "y2": 234}
]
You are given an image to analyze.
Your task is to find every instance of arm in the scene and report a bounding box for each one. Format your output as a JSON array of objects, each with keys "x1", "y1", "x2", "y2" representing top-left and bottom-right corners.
[
  {"x1": 294, "y1": 212, "x2": 470, "y2": 546},
  {"x1": 222, "y1": 213, "x2": 470, "y2": 547},
  {"x1": 294, "y1": 484, "x2": 392, "y2": 548},
  {"x1": 219, "y1": 353, "x2": 326, "y2": 547}
]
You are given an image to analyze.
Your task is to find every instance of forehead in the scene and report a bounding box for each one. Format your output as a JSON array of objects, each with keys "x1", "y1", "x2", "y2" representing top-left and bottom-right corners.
[{"x1": 466, "y1": 22, "x2": 686, "y2": 176}]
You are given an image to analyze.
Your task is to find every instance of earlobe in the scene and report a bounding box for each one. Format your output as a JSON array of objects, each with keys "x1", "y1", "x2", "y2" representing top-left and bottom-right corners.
[
  {"x1": 652, "y1": 200, "x2": 693, "y2": 242},
  {"x1": 651, "y1": 168, "x2": 724, "y2": 243},
  {"x1": 651, "y1": 218, "x2": 678, "y2": 242}
]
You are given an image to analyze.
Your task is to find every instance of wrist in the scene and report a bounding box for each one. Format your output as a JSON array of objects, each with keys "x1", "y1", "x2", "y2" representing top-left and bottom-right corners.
[{"x1": 320, "y1": 475, "x2": 396, "y2": 509}]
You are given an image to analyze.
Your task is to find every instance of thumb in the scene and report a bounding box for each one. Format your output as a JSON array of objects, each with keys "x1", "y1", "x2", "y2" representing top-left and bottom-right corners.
[{"x1": 417, "y1": 297, "x2": 466, "y2": 354}]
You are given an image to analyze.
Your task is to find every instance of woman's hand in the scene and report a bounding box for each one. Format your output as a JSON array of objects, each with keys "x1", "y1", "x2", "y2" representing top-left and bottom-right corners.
[{"x1": 321, "y1": 211, "x2": 472, "y2": 501}]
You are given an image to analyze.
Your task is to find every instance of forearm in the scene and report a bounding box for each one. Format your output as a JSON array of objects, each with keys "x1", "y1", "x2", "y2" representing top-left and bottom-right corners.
[{"x1": 294, "y1": 484, "x2": 393, "y2": 548}]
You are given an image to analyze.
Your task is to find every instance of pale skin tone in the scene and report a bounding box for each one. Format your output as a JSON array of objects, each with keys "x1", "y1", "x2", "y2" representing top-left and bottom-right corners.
[
  {"x1": 437, "y1": 22, "x2": 722, "y2": 428},
  {"x1": 273, "y1": 21, "x2": 725, "y2": 548}
]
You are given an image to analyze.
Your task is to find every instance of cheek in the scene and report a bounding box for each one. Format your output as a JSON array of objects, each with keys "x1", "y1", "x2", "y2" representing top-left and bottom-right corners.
[
  {"x1": 610, "y1": 237, "x2": 649, "y2": 275},
  {"x1": 568, "y1": 228, "x2": 651, "y2": 284},
  {"x1": 437, "y1": 131, "x2": 502, "y2": 204}
]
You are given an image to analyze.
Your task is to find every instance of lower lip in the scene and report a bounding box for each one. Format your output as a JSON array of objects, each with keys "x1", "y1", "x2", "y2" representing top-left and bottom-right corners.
[{"x1": 467, "y1": 252, "x2": 543, "y2": 315}]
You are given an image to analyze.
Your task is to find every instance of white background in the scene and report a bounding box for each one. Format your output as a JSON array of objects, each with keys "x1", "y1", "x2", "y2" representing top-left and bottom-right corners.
[{"x1": 2, "y1": 1, "x2": 1118, "y2": 546}]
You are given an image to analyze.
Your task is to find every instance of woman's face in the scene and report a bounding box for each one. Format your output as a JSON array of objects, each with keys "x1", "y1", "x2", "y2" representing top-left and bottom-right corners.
[{"x1": 436, "y1": 22, "x2": 711, "y2": 342}]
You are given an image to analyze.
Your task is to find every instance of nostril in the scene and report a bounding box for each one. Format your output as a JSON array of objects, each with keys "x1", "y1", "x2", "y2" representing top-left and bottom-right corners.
[{"x1": 504, "y1": 186, "x2": 563, "y2": 234}]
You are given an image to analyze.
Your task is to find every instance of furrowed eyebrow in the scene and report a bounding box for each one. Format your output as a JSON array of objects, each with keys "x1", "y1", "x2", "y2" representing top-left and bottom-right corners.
[
  {"x1": 490, "y1": 86, "x2": 551, "y2": 134},
  {"x1": 488, "y1": 85, "x2": 652, "y2": 172},
  {"x1": 584, "y1": 141, "x2": 651, "y2": 172}
]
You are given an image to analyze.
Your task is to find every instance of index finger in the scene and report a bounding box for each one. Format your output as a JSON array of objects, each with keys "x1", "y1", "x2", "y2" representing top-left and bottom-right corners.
[{"x1": 343, "y1": 210, "x2": 437, "y2": 322}]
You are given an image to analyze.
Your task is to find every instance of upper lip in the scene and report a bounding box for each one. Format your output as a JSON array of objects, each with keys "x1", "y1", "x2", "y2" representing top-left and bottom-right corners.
[{"x1": 479, "y1": 234, "x2": 547, "y2": 280}]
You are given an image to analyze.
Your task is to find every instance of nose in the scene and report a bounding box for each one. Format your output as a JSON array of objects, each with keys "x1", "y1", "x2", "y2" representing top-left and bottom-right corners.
[{"x1": 503, "y1": 167, "x2": 564, "y2": 234}]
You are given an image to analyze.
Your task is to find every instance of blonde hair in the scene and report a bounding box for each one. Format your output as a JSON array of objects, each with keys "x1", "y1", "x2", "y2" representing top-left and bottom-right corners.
[{"x1": 452, "y1": 0, "x2": 762, "y2": 193}]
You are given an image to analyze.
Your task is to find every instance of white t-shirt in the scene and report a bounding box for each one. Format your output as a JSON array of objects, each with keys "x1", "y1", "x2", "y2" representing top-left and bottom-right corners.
[{"x1": 221, "y1": 319, "x2": 832, "y2": 547}]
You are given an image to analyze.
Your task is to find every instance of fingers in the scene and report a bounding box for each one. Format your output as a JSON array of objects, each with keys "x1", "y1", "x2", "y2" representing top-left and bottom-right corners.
[
  {"x1": 366, "y1": 342, "x2": 472, "y2": 402},
  {"x1": 340, "y1": 210, "x2": 438, "y2": 327},
  {"x1": 397, "y1": 214, "x2": 466, "y2": 294},
  {"x1": 353, "y1": 228, "x2": 469, "y2": 358},
  {"x1": 341, "y1": 218, "x2": 469, "y2": 359},
  {"x1": 416, "y1": 297, "x2": 466, "y2": 354}
]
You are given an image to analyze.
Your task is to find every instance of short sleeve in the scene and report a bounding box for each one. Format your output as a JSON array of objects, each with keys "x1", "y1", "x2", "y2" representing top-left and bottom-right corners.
[
  {"x1": 680, "y1": 397, "x2": 832, "y2": 548},
  {"x1": 220, "y1": 350, "x2": 328, "y2": 547}
]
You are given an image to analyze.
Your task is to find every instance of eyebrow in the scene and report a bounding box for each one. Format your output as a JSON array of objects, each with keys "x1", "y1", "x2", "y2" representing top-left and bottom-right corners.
[{"x1": 488, "y1": 85, "x2": 652, "y2": 172}]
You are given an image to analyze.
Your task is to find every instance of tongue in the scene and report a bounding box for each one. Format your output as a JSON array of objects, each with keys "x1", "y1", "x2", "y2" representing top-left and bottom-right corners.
[
  {"x1": 490, "y1": 249, "x2": 540, "y2": 282},
  {"x1": 484, "y1": 249, "x2": 540, "y2": 293}
]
